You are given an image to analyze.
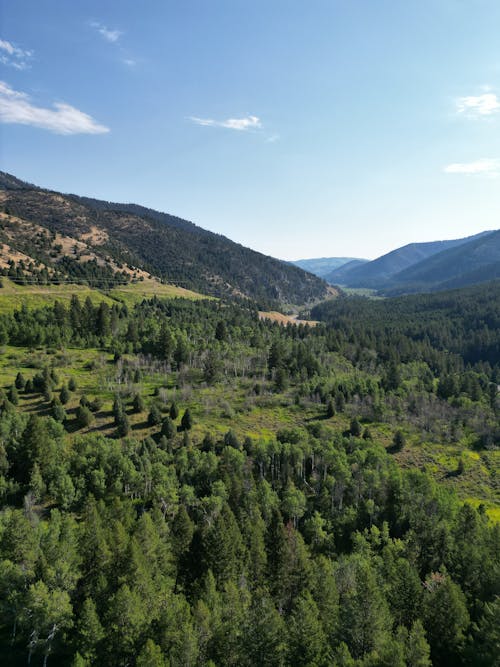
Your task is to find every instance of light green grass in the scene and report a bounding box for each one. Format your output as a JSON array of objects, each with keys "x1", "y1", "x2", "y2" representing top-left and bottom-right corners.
[
  {"x1": 0, "y1": 278, "x2": 115, "y2": 313},
  {"x1": 107, "y1": 279, "x2": 208, "y2": 306},
  {"x1": 0, "y1": 277, "x2": 207, "y2": 314}
]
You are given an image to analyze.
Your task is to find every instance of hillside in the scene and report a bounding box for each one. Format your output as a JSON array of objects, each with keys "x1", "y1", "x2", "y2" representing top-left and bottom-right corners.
[
  {"x1": 329, "y1": 231, "x2": 493, "y2": 289},
  {"x1": 0, "y1": 172, "x2": 329, "y2": 306},
  {"x1": 324, "y1": 258, "x2": 369, "y2": 283},
  {"x1": 382, "y1": 229, "x2": 500, "y2": 295},
  {"x1": 291, "y1": 256, "x2": 364, "y2": 278}
]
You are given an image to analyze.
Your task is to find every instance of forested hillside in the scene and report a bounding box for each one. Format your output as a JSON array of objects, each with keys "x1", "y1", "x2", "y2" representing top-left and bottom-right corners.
[
  {"x1": 0, "y1": 172, "x2": 330, "y2": 307},
  {"x1": 325, "y1": 231, "x2": 498, "y2": 294},
  {"x1": 0, "y1": 281, "x2": 498, "y2": 665}
]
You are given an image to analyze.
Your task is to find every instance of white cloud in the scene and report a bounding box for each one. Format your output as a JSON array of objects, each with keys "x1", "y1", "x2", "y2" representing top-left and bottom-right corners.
[
  {"x1": 123, "y1": 58, "x2": 136, "y2": 67},
  {"x1": 190, "y1": 115, "x2": 262, "y2": 131},
  {"x1": 0, "y1": 38, "x2": 33, "y2": 70},
  {"x1": 444, "y1": 158, "x2": 500, "y2": 176},
  {"x1": 91, "y1": 22, "x2": 122, "y2": 43},
  {"x1": 456, "y1": 93, "x2": 500, "y2": 116},
  {"x1": 0, "y1": 81, "x2": 109, "y2": 135}
]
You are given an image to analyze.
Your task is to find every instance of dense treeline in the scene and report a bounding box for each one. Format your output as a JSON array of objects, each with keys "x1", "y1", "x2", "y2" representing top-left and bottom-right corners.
[
  {"x1": 311, "y1": 282, "x2": 500, "y2": 368},
  {"x1": 0, "y1": 286, "x2": 499, "y2": 665},
  {"x1": 0, "y1": 257, "x2": 130, "y2": 289}
]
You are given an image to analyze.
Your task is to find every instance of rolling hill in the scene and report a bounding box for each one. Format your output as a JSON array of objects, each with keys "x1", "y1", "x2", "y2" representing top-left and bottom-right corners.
[
  {"x1": 381, "y1": 229, "x2": 500, "y2": 294},
  {"x1": 327, "y1": 230, "x2": 497, "y2": 292},
  {"x1": 291, "y1": 256, "x2": 365, "y2": 278},
  {"x1": 0, "y1": 172, "x2": 330, "y2": 306}
]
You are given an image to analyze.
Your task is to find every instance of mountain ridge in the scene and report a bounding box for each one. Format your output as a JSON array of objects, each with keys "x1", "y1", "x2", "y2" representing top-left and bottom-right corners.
[
  {"x1": 326, "y1": 230, "x2": 498, "y2": 293},
  {"x1": 0, "y1": 171, "x2": 331, "y2": 306}
]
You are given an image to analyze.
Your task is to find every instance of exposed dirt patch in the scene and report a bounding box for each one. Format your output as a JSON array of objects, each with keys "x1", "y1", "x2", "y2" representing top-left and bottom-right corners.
[
  {"x1": 258, "y1": 311, "x2": 319, "y2": 326},
  {"x1": 81, "y1": 225, "x2": 109, "y2": 245}
]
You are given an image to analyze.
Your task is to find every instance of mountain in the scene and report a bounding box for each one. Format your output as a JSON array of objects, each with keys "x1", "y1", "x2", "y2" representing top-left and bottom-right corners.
[
  {"x1": 329, "y1": 231, "x2": 494, "y2": 290},
  {"x1": 291, "y1": 256, "x2": 365, "y2": 278},
  {"x1": 324, "y1": 258, "x2": 370, "y2": 284},
  {"x1": 381, "y1": 229, "x2": 500, "y2": 294},
  {"x1": 0, "y1": 172, "x2": 330, "y2": 306}
]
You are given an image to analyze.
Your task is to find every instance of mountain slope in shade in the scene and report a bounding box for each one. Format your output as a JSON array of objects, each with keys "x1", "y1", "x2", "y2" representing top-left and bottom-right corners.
[
  {"x1": 334, "y1": 232, "x2": 494, "y2": 288},
  {"x1": 382, "y1": 229, "x2": 500, "y2": 294},
  {"x1": 324, "y1": 259, "x2": 370, "y2": 284},
  {"x1": 290, "y1": 256, "x2": 365, "y2": 278},
  {"x1": 0, "y1": 172, "x2": 330, "y2": 306}
]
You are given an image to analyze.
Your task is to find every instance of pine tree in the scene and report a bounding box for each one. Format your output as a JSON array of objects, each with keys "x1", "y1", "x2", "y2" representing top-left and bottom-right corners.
[
  {"x1": 161, "y1": 417, "x2": 176, "y2": 439},
  {"x1": 75, "y1": 598, "x2": 105, "y2": 663},
  {"x1": 406, "y1": 620, "x2": 431, "y2": 667},
  {"x1": 60, "y1": 384, "x2": 70, "y2": 405},
  {"x1": 133, "y1": 393, "x2": 145, "y2": 413},
  {"x1": 148, "y1": 404, "x2": 162, "y2": 427},
  {"x1": 350, "y1": 418, "x2": 361, "y2": 437},
  {"x1": 181, "y1": 408, "x2": 193, "y2": 431},
  {"x1": 15, "y1": 372, "x2": 26, "y2": 390},
  {"x1": 7, "y1": 385, "x2": 18, "y2": 406},
  {"x1": 288, "y1": 591, "x2": 329, "y2": 666},
  {"x1": 136, "y1": 639, "x2": 168, "y2": 666}
]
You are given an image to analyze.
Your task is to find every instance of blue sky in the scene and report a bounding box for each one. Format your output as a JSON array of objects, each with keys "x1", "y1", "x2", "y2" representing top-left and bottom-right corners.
[{"x1": 1, "y1": 1, "x2": 500, "y2": 260}]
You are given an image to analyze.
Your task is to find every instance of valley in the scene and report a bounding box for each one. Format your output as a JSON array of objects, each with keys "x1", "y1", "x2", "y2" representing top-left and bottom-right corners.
[{"x1": 0, "y1": 173, "x2": 498, "y2": 666}]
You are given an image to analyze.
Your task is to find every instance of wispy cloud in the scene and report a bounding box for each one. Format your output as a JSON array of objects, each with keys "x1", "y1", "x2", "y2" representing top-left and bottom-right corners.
[
  {"x1": 122, "y1": 58, "x2": 136, "y2": 67},
  {"x1": 190, "y1": 115, "x2": 262, "y2": 131},
  {"x1": 0, "y1": 81, "x2": 109, "y2": 135},
  {"x1": 456, "y1": 93, "x2": 500, "y2": 117},
  {"x1": 0, "y1": 39, "x2": 33, "y2": 70},
  {"x1": 91, "y1": 22, "x2": 122, "y2": 43},
  {"x1": 444, "y1": 158, "x2": 500, "y2": 176}
]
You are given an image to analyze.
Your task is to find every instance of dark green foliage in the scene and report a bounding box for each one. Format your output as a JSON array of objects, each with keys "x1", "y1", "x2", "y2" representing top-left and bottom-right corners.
[
  {"x1": 14, "y1": 372, "x2": 25, "y2": 390},
  {"x1": 180, "y1": 408, "x2": 192, "y2": 431},
  {"x1": 148, "y1": 404, "x2": 162, "y2": 427},
  {"x1": 169, "y1": 402, "x2": 179, "y2": 420},
  {"x1": 393, "y1": 430, "x2": 406, "y2": 451},
  {"x1": 60, "y1": 383, "x2": 70, "y2": 405},
  {"x1": 349, "y1": 418, "x2": 361, "y2": 437},
  {"x1": 51, "y1": 398, "x2": 66, "y2": 423},
  {"x1": 7, "y1": 385, "x2": 18, "y2": 406},
  {"x1": 161, "y1": 417, "x2": 176, "y2": 440},
  {"x1": 132, "y1": 393, "x2": 145, "y2": 413},
  {"x1": 76, "y1": 405, "x2": 94, "y2": 428}
]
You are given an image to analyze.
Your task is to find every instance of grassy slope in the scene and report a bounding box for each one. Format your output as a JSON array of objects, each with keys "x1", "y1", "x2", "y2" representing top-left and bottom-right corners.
[
  {"x1": 0, "y1": 341, "x2": 498, "y2": 521},
  {"x1": 0, "y1": 277, "x2": 206, "y2": 313}
]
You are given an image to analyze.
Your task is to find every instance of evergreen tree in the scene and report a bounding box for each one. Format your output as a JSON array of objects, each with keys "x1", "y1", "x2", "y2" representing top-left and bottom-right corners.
[
  {"x1": 75, "y1": 598, "x2": 104, "y2": 664},
  {"x1": 15, "y1": 372, "x2": 26, "y2": 390},
  {"x1": 148, "y1": 404, "x2": 162, "y2": 427},
  {"x1": 161, "y1": 417, "x2": 176, "y2": 439},
  {"x1": 181, "y1": 408, "x2": 193, "y2": 431},
  {"x1": 169, "y1": 402, "x2": 179, "y2": 420},
  {"x1": 288, "y1": 591, "x2": 329, "y2": 666},
  {"x1": 60, "y1": 384, "x2": 70, "y2": 405}
]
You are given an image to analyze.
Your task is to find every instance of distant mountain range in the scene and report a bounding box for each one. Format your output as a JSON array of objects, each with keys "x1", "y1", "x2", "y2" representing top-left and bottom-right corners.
[
  {"x1": 0, "y1": 172, "x2": 331, "y2": 306},
  {"x1": 291, "y1": 256, "x2": 365, "y2": 278},
  {"x1": 305, "y1": 230, "x2": 499, "y2": 294}
]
